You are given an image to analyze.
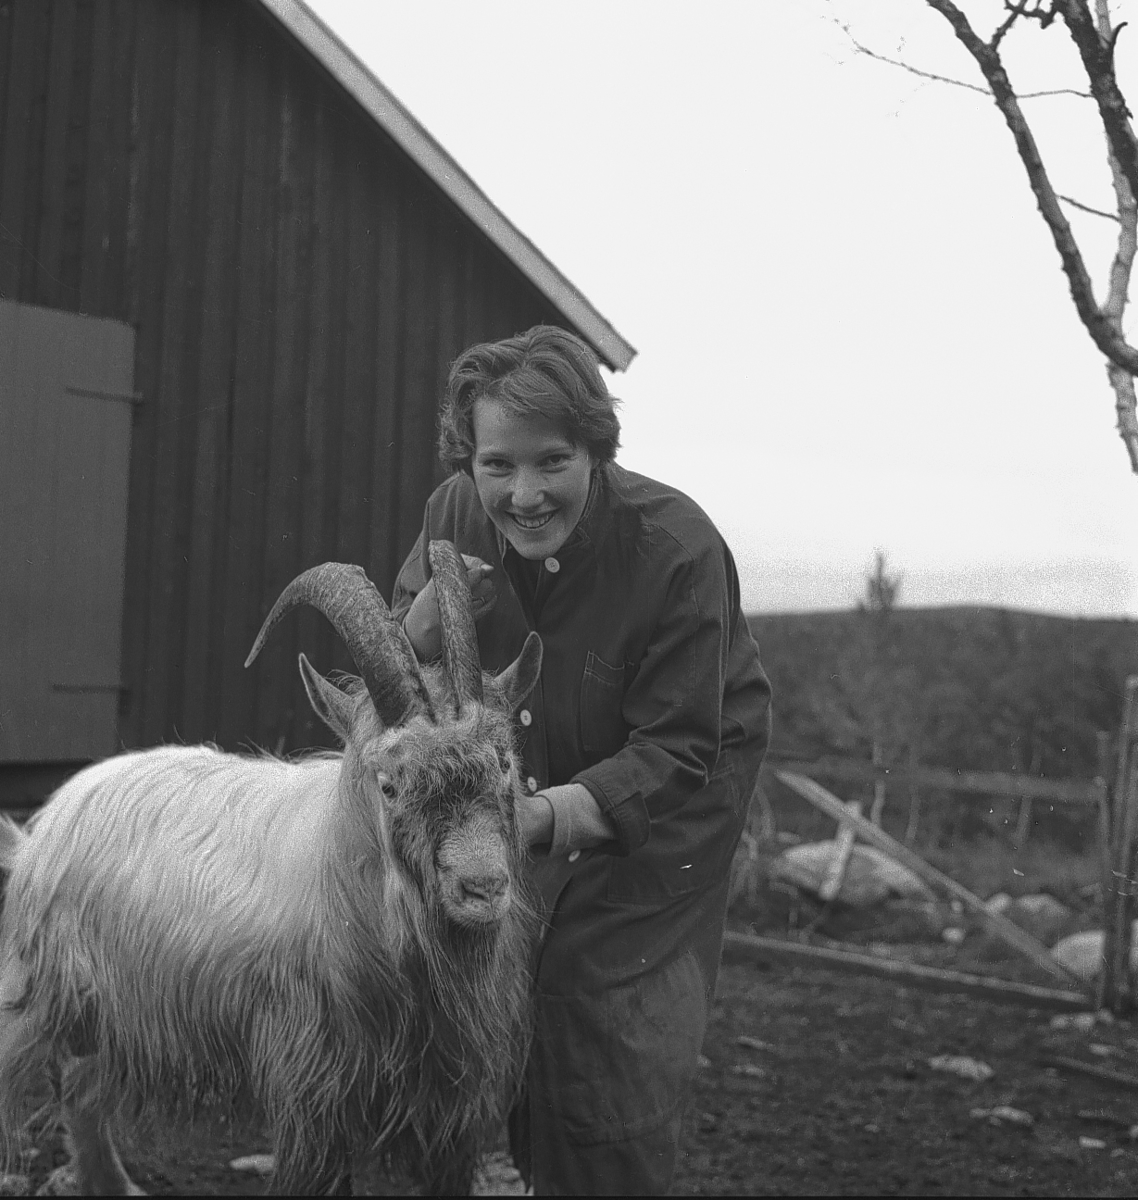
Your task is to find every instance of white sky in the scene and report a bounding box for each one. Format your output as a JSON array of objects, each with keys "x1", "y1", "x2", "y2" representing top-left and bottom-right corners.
[{"x1": 306, "y1": 0, "x2": 1137, "y2": 617}]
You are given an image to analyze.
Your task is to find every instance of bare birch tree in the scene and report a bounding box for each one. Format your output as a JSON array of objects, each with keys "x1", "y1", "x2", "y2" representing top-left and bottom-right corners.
[
  {"x1": 835, "y1": 0, "x2": 1138, "y2": 1011},
  {"x1": 838, "y1": 0, "x2": 1138, "y2": 473}
]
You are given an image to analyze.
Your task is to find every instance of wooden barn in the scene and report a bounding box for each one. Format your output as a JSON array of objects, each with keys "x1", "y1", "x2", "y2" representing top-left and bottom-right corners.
[{"x1": 0, "y1": 0, "x2": 634, "y2": 786}]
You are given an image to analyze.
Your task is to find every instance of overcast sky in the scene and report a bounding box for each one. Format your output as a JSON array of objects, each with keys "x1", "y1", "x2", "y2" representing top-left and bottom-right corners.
[{"x1": 306, "y1": 0, "x2": 1137, "y2": 617}]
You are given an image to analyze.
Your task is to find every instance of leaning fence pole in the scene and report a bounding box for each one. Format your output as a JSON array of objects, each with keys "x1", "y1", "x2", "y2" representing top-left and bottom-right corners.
[
  {"x1": 776, "y1": 771, "x2": 1092, "y2": 994},
  {"x1": 818, "y1": 800, "x2": 861, "y2": 903},
  {"x1": 721, "y1": 932, "x2": 1094, "y2": 1013}
]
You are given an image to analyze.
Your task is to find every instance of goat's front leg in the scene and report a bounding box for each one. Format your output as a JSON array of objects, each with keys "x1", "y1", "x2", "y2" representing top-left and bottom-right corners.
[
  {"x1": 60, "y1": 1058, "x2": 144, "y2": 1196},
  {"x1": 422, "y1": 1142, "x2": 476, "y2": 1198}
]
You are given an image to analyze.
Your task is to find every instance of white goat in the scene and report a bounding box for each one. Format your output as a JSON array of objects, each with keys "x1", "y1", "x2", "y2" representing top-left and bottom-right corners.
[{"x1": 0, "y1": 541, "x2": 542, "y2": 1196}]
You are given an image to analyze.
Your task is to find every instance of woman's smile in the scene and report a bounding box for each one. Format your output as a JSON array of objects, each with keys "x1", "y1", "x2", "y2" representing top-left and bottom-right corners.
[{"x1": 509, "y1": 510, "x2": 556, "y2": 530}]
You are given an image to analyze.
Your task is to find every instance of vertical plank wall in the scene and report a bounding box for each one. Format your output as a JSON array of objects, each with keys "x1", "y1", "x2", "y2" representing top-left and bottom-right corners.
[{"x1": 0, "y1": 0, "x2": 565, "y2": 757}]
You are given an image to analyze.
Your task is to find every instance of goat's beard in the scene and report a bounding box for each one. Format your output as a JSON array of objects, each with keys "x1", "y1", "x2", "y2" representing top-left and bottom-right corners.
[
  {"x1": 368, "y1": 865, "x2": 537, "y2": 1178},
  {"x1": 419, "y1": 855, "x2": 538, "y2": 968}
]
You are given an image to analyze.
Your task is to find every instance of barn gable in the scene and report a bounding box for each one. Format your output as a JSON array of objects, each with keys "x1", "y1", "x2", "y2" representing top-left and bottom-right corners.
[{"x1": 256, "y1": 0, "x2": 635, "y2": 374}]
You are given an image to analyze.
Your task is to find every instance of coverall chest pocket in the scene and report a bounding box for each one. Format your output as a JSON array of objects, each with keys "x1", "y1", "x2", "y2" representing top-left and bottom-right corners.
[{"x1": 579, "y1": 652, "x2": 628, "y2": 760}]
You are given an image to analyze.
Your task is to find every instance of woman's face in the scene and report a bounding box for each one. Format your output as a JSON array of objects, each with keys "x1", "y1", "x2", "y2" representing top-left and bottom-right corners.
[{"x1": 471, "y1": 398, "x2": 592, "y2": 560}]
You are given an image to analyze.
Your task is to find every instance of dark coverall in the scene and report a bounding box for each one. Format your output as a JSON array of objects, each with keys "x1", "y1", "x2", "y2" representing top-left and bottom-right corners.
[{"x1": 392, "y1": 463, "x2": 772, "y2": 1195}]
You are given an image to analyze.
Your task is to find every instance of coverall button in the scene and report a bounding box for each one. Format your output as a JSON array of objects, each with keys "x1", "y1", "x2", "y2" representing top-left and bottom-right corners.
[
  {"x1": 567, "y1": 850, "x2": 581, "y2": 863},
  {"x1": 544, "y1": 556, "x2": 560, "y2": 573},
  {"x1": 519, "y1": 709, "x2": 532, "y2": 727},
  {"x1": 526, "y1": 776, "x2": 538, "y2": 793}
]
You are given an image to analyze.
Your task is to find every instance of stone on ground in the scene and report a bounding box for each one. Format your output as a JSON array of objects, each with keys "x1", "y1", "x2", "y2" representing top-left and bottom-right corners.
[
  {"x1": 771, "y1": 841, "x2": 934, "y2": 908},
  {"x1": 1051, "y1": 921, "x2": 1138, "y2": 982}
]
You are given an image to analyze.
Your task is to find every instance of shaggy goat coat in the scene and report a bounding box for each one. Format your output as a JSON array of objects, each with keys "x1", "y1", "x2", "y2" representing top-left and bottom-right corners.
[{"x1": 0, "y1": 699, "x2": 536, "y2": 1192}]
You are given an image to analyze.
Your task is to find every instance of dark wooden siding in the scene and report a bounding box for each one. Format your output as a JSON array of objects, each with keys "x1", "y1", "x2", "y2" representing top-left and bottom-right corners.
[{"x1": 0, "y1": 0, "x2": 564, "y2": 755}]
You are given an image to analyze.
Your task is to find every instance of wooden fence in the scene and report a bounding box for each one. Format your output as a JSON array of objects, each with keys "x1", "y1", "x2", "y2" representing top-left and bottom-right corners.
[
  {"x1": 768, "y1": 756, "x2": 1101, "y2": 805},
  {"x1": 763, "y1": 754, "x2": 1103, "y2": 846}
]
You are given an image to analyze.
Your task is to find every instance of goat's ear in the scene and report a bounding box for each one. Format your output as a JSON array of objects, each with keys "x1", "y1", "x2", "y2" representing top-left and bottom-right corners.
[
  {"x1": 298, "y1": 653, "x2": 355, "y2": 740},
  {"x1": 494, "y1": 632, "x2": 543, "y2": 715}
]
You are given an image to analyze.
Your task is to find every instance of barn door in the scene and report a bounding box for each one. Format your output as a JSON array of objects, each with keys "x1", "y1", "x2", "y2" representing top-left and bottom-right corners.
[{"x1": 0, "y1": 299, "x2": 136, "y2": 763}]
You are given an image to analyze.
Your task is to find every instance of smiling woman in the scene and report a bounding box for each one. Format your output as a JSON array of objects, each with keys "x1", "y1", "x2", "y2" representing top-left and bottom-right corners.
[{"x1": 392, "y1": 325, "x2": 772, "y2": 1196}]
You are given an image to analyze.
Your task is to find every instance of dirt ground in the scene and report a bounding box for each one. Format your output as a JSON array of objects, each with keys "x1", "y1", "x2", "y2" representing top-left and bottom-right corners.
[
  {"x1": 675, "y1": 955, "x2": 1138, "y2": 1197},
  {"x1": 15, "y1": 945, "x2": 1138, "y2": 1197}
]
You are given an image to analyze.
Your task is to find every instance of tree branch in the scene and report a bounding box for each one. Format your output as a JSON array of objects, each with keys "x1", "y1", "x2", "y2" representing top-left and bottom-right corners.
[
  {"x1": 835, "y1": 21, "x2": 989, "y2": 94},
  {"x1": 1107, "y1": 365, "x2": 1138, "y2": 471},
  {"x1": 1058, "y1": 193, "x2": 1121, "y2": 220},
  {"x1": 1060, "y1": 1, "x2": 1138, "y2": 204},
  {"x1": 990, "y1": 3, "x2": 1024, "y2": 52},
  {"x1": 1094, "y1": 0, "x2": 1138, "y2": 471},
  {"x1": 925, "y1": 0, "x2": 1138, "y2": 376},
  {"x1": 834, "y1": 19, "x2": 1089, "y2": 99}
]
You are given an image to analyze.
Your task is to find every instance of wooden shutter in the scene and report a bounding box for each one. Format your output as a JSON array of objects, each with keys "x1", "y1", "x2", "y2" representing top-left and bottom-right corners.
[{"x1": 0, "y1": 299, "x2": 136, "y2": 762}]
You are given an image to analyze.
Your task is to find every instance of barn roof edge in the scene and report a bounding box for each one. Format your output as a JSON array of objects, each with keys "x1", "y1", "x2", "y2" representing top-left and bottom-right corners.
[{"x1": 254, "y1": 0, "x2": 637, "y2": 372}]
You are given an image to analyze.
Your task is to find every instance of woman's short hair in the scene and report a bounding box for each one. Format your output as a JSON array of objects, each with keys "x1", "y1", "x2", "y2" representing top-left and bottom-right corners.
[{"x1": 438, "y1": 325, "x2": 621, "y2": 475}]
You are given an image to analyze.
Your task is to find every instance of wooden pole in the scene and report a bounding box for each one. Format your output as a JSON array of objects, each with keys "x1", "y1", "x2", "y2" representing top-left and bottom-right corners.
[
  {"x1": 1098, "y1": 728, "x2": 1119, "y2": 1011},
  {"x1": 721, "y1": 932, "x2": 1092, "y2": 1012},
  {"x1": 775, "y1": 771, "x2": 1092, "y2": 994},
  {"x1": 870, "y1": 778, "x2": 886, "y2": 826},
  {"x1": 1014, "y1": 796, "x2": 1033, "y2": 849},
  {"x1": 1014, "y1": 743, "x2": 1042, "y2": 849},
  {"x1": 1116, "y1": 677, "x2": 1138, "y2": 816},
  {"x1": 1096, "y1": 730, "x2": 1113, "y2": 910},
  {"x1": 869, "y1": 742, "x2": 886, "y2": 826},
  {"x1": 1109, "y1": 762, "x2": 1138, "y2": 1007},
  {"x1": 818, "y1": 800, "x2": 861, "y2": 903},
  {"x1": 904, "y1": 745, "x2": 921, "y2": 844},
  {"x1": 751, "y1": 780, "x2": 776, "y2": 843},
  {"x1": 1038, "y1": 1055, "x2": 1138, "y2": 1090},
  {"x1": 1102, "y1": 677, "x2": 1138, "y2": 1013}
]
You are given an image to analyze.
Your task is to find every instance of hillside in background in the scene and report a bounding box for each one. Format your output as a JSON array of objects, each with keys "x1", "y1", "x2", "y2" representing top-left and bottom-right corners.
[{"x1": 748, "y1": 607, "x2": 1138, "y2": 785}]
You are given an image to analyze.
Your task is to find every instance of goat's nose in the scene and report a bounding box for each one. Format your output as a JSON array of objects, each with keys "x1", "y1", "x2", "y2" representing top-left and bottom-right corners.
[{"x1": 461, "y1": 873, "x2": 508, "y2": 904}]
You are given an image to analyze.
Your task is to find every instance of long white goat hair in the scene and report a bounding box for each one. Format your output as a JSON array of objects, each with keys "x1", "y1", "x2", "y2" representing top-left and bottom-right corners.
[{"x1": 0, "y1": 552, "x2": 542, "y2": 1194}]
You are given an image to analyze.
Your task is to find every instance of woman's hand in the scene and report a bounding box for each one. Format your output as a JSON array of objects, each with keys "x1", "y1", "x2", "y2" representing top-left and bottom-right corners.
[{"x1": 403, "y1": 555, "x2": 498, "y2": 660}]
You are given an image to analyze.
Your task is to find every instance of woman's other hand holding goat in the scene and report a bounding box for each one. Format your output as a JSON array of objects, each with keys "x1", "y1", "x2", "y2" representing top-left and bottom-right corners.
[{"x1": 403, "y1": 554, "x2": 497, "y2": 661}]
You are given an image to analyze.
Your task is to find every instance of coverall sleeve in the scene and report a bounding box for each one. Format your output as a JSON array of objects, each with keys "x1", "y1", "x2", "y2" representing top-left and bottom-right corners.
[
  {"x1": 390, "y1": 516, "x2": 431, "y2": 626},
  {"x1": 572, "y1": 533, "x2": 739, "y2": 856}
]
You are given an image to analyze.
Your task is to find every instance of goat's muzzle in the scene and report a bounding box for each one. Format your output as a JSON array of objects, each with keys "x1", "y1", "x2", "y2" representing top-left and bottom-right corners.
[
  {"x1": 456, "y1": 871, "x2": 511, "y2": 924},
  {"x1": 436, "y1": 822, "x2": 514, "y2": 927}
]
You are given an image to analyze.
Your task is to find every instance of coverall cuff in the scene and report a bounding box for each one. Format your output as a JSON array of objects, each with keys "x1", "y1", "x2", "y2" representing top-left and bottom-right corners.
[
  {"x1": 573, "y1": 774, "x2": 649, "y2": 857},
  {"x1": 543, "y1": 784, "x2": 617, "y2": 856}
]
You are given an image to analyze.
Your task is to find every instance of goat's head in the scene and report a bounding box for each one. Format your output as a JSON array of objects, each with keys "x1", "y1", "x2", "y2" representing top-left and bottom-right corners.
[{"x1": 245, "y1": 542, "x2": 542, "y2": 930}]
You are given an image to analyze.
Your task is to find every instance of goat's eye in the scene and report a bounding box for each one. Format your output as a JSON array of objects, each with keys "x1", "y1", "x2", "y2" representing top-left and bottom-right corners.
[
  {"x1": 496, "y1": 749, "x2": 512, "y2": 774},
  {"x1": 377, "y1": 773, "x2": 397, "y2": 801}
]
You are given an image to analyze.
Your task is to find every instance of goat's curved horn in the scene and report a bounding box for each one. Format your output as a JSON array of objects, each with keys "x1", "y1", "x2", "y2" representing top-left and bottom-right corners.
[
  {"x1": 245, "y1": 563, "x2": 435, "y2": 727},
  {"x1": 428, "y1": 540, "x2": 484, "y2": 712}
]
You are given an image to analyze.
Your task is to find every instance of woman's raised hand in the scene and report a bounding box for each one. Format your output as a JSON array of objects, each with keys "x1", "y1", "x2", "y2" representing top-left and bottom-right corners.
[
  {"x1": 403, "y1": 554, "x2": 497, "y2": 661},
  {"x1": 464, "y1": 555, "x2": 498, "y2": 619}
]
